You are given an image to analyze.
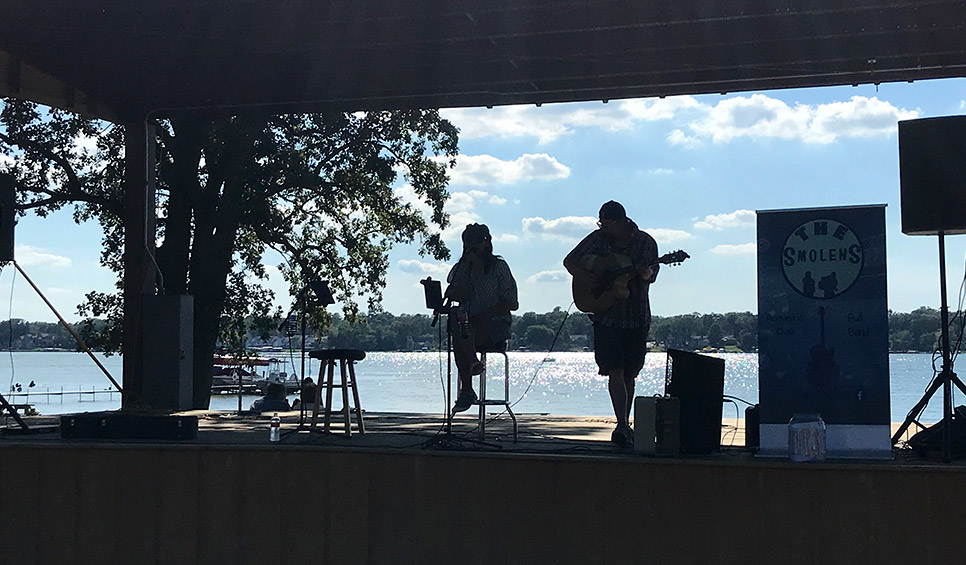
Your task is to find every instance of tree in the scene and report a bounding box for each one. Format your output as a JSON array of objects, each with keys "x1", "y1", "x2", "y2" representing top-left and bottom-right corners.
[
  {"x1": 1, "y1": 99, "x2": 459, "y2": 408},
  {"x1": 707, "y1": 322, "x2": 723, "y2": 347},
  {"x1": 524, "y1": 325, "x2": 555, "y2": 351}
]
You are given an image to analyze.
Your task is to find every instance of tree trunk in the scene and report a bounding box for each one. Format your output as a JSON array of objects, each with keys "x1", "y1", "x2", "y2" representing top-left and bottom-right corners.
[
  {"x1": 156, "y1": 117, "x2": 204, "y2": 294},
  {"x1": 186, "y1": 146, "x2": 247, "y2": 408}
]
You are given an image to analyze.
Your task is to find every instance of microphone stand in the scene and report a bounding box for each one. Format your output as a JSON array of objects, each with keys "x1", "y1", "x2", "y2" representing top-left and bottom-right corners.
[
  {"x1": 421, "y1": 274, "x2": 500, "y2": 451},
  {"x1": 281, "y1": 287, "x2": 314, "y2": 440},
  {"x1": 434, "y1": 298, "x2": 455, "y2": 436}
]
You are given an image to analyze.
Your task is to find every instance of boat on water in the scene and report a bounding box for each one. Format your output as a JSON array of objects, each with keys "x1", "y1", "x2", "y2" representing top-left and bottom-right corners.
[{"x1": 211, "y1": 356, "x2": 301, "y2": 395}]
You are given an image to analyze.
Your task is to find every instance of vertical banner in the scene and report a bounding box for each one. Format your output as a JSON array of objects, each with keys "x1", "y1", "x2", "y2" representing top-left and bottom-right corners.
[{"x1": 757, "y1": 205, "x2": 891, "y2": 458}]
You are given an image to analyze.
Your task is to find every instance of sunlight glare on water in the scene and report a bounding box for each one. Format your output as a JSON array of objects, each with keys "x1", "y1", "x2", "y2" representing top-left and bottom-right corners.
[{"x1": 0, "y1": 350, "x2": 950, "y2": 423}]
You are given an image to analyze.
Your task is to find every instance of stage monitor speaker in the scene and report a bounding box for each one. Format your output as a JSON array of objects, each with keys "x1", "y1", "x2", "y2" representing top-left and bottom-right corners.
[
  {"x1": 665, "y1": 349, "x2": 725, "y2": 455},
  {"x1": 0, "y1": 172, "x2": 15, "y2": 262},
  {"x1": 898, "y1": 115, "x2": 966, "y2": 235},
  {"x1": 60, "y1": 412, "x2": 198, "y2": 440}
]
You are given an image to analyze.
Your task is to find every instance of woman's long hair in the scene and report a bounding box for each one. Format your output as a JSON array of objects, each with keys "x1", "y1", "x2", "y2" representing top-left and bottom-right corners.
[{"x1": 460, "y1": 223, "x2": 500, "y2": 273}]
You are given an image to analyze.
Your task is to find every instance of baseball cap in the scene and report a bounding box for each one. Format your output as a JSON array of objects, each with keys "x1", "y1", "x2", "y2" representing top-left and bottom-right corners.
[{"x1": 598, "y1": 200, "x2": 627, "y2": 221}]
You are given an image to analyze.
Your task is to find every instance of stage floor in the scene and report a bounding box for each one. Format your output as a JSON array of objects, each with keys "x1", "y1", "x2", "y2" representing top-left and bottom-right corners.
[{"x1": 1, "y1": 409, "x2": 956, "y2": 465}]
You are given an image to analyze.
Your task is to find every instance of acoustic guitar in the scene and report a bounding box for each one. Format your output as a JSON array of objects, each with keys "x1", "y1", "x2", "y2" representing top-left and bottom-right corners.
[{"x1": 572, "y1": 250, "x2": 689, "y2": 314}]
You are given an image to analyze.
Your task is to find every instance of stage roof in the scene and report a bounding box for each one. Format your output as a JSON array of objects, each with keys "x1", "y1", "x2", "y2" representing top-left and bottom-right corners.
[{"x1": 1, "y1": 0, "x2": 966, "y2": 121}]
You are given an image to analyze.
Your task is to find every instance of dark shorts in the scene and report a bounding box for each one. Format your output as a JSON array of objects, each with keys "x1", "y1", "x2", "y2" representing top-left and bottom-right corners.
[{"x1": 593, "y1": 324, "x2": 648, "y2": 377}]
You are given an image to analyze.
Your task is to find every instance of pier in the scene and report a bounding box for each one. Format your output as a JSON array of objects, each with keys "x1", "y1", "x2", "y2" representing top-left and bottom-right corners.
[{"x1": 4, "y1": 387, "x2": 120, "y2": 403}]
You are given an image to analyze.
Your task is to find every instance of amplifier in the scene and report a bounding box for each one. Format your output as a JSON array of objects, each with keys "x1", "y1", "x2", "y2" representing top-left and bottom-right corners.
[{"x1": 634, "y1": 396, "x2": 679, "y2": 455}]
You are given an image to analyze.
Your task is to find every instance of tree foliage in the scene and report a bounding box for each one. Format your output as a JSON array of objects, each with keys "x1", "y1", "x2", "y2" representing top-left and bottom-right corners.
[{"x1": 1, "y1": 98, "x2": 459, "y2": 407}]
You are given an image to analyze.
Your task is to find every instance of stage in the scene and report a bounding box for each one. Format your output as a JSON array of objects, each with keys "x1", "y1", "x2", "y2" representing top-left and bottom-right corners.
[{"x1": 1, "y1": 411, "x2": 964, "y2": 563}]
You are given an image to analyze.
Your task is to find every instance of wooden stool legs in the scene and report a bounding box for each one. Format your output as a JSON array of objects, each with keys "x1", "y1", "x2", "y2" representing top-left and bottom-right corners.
[{"x1": 309, "y1": 358, "x2": 365, "y2": 436}]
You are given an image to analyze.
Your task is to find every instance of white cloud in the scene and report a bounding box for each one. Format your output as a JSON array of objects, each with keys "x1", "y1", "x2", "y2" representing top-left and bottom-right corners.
[
  {"x1": 44, "y1": 287, "x2": 75, "y2": 296},
  {"x1": 809, "y1": 96, "x2": 919, "y2": 142},
  {"x1": 446, "y1": 192, "x2": 476, "y2": 213},
  {"x1": 648, "y1": 168, "x2": 675, "y2": 175},
  {"x1": 686, "y1": 94, "x2": 918, "y2": 144},
  {"x1": 527, "y1": 270, "x2": 570, "y2": 283},
  {"x1": 493, "y1": 233, "x2": 519, "y2": 243},
  {"x1": 441, "y1": 96, "x2": 703, "y2": 144},
  {"x1": 462, "y1": 190, "x2": 506, "y2": 205},
  {"x1": 14, "y1": 245, "x2": 71, "y2": 268},
  {"x1": 442, "y1": 106, "x2": 572, "y2": 144},
  {"x1": 961, "y1": 100, "x2": 966, "y2": 111},
  {"x1": 667, "y1": 128, "x2": 702, "y2": 148},
  {"x1": 394, "y1": 183, "x2": 431, "y2": 216},
  {"x1": 694, "y1": 209, "x2": 756, "y2": 230},
  {"x1": 711, "y1": 243, "x2": 757, "y2": 255},
  {"x1": 644, "y1": 228, "x2": 693, "y2": 244},
  {"x1": 446, "y1": 153, "x2": 570, "y2": 186},
  {"x1": 398, "y1": 259, "x2": 451, "y2": 276},
  {"x1": 442, "y1": 94, "x2": 916, "y2": 148},
  {"x1": 522, "y1": 216, "x2": 597, "y2": 242}
]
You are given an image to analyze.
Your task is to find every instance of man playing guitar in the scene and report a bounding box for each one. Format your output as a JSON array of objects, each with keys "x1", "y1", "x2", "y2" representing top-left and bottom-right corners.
[{"x1": 564, "y1": 201, "x2": 659, "y2": 447}]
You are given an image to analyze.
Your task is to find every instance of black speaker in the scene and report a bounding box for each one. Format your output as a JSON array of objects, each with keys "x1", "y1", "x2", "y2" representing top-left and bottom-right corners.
[
  {"x1": 60, "y1": 412, "x2": 198, "y2": 440},
  {"x1": 907, "y1": 405, "x2": 966, "y2": 458},
  {"x1": 745, "y1": 404, "x2": 760, "y2": 450},
  {"x1": 665, "y1": 349, "x2": 725, "y2": 455},
  {"x1": 898, "y1": 115, "x2": 966, "y2": 235},
  {"x1": 0, "y1": 173, "x2": 15, "y2": 261}
]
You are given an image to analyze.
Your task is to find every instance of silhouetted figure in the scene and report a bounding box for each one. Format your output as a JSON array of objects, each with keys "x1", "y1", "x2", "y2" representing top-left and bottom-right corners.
[
  {"x1": 564, "y1": 200, "x2": 660, "y2": 447},
  {"x1": 300, "y1": 377, "x2": 317, "y2": 404},
  {"x1": 818, "y1": 272, "x2": 838, "y2": 298},
  {"x1": 445, "y1": 223, "x2": 519, "y2": 414},
  {"x1": 251, "y1": 382, "x2": 291, "y2": 413},
  {"x1": 802, "y1": 271, "x2": 815, "y2": 297}
]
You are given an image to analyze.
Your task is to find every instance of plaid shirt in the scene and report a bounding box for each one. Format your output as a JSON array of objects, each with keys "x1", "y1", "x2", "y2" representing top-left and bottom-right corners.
[
  {"x1": 447, "y1": 256, "x2": 518, "y2": 321},
  {"x1": 565, "y1": 225, "x2": 659, "y2": 329}
]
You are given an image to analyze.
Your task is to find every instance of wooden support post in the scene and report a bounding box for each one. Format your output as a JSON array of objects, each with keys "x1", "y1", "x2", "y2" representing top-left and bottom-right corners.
[{"x1": 121, "y1": 120, "x2": 157, "y2": 408}]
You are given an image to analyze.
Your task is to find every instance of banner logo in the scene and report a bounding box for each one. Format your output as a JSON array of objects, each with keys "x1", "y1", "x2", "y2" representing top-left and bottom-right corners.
[{"x1": 782, "y1": 219, "x2": 862, "y2": 299}]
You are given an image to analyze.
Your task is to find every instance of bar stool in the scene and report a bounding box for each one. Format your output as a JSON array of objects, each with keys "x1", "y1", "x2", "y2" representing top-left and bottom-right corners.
[
  {"x1": 475, "y1": 347, "x2": 517, "y2": 441},
  {"x1": 308, "y1": 348, "x2": 366, "y2": 436}
]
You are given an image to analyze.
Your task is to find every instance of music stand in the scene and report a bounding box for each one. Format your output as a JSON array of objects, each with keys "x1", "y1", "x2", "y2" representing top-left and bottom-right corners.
[
  {"x1": 420, "y1": 277, "x2": 455, "y2": 435},
  {"x1": 281, "y1": 280, "x2": 334, "y2": 440},
  {"x1": 892, "y1": 232, "x2": 966, "y2": 461}
]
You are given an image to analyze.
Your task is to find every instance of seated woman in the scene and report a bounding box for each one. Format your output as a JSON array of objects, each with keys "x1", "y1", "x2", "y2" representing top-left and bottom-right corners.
[
  {"x1": 292, "y1": 377, "x2": 322, "y2": 412},
  {"x1": 445, "y1": 223, "x2": 519, "y2": 413},
  {"x1": 250, "y1": 381, "x2": 291, "y2": 413}
]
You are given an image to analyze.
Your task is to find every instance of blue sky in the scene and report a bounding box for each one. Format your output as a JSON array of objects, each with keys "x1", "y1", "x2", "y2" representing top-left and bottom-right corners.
[{"x1": 3, "y1": 78, "x2": 966, "y2": 322}]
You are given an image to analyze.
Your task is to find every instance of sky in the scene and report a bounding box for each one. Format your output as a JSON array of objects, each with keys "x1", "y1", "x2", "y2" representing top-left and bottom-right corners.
[{"x1": 3, "y1": 78, "x2": 966, "y2": 323}]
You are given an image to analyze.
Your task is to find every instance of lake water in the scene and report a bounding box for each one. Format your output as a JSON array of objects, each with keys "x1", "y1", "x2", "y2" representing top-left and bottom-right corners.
[{"x1": 0, "y1": 351, "x2": 952, "y2": 423}]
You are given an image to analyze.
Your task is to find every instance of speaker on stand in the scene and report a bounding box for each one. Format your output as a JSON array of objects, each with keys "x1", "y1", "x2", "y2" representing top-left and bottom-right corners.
[{"x1": 894, "y1": 116, "x2": 966, "y2": 462}]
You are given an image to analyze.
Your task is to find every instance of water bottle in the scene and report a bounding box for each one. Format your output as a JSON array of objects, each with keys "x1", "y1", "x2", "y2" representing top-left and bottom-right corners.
[
  {"x1": 269, "y1": 412, "x2": 281, "y2": 442},
  {"x1": 456, "y1": 307, "x2": 470, "y2": 339}
]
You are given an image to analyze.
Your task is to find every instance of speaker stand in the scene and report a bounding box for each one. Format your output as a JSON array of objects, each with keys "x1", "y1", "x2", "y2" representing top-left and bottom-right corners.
[{"x1": 893, "y1": 231, "x2": 966, "y2": 461}]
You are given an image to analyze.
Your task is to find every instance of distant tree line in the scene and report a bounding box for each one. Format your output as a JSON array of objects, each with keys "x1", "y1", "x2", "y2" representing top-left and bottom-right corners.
[
  {"x1": 0, "y1": 319, "x2": 78, "y2": 350},
  {"x1": 280, "y1": 307, "x2": 952, "y2": 354},
  {"x1": 0, "y1": 307, "x2": 952, "y2": 354}
]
